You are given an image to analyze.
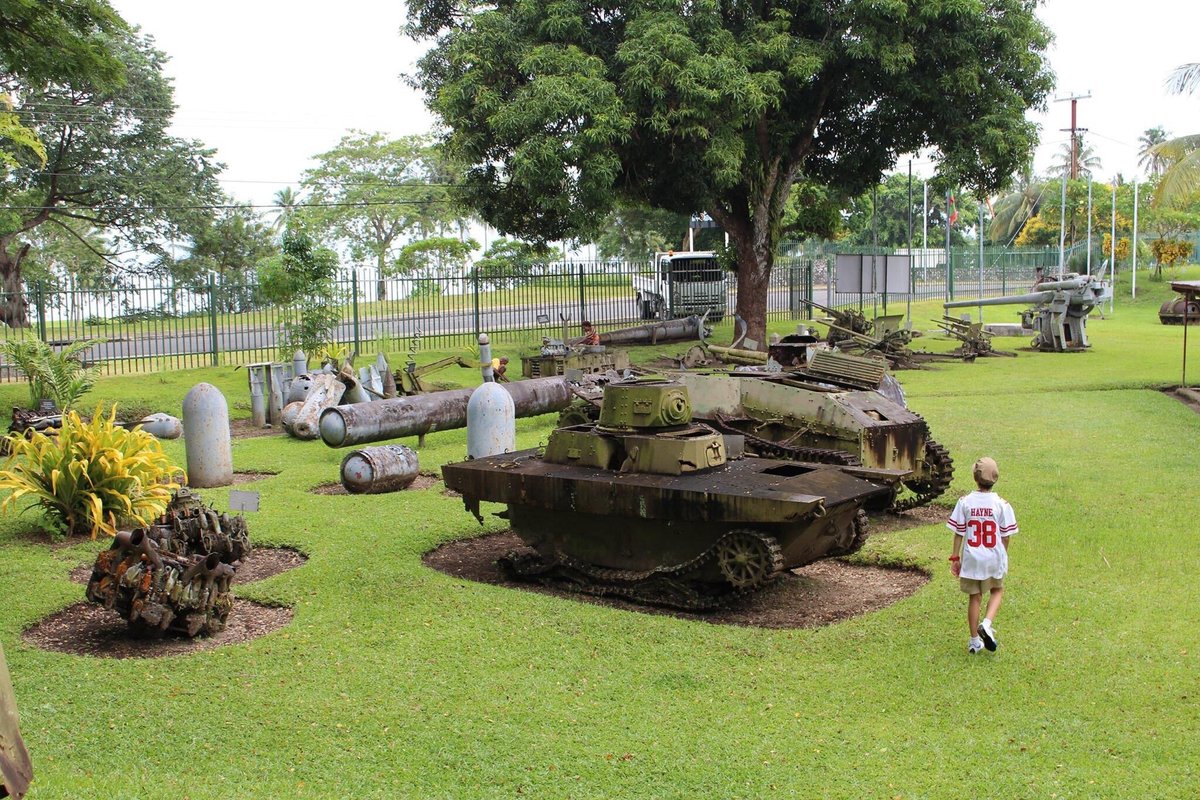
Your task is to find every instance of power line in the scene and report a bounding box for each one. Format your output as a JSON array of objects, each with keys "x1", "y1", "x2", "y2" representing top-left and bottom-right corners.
[{"x1": 0, "y1": 198, "x2": 466, "y2": 212}]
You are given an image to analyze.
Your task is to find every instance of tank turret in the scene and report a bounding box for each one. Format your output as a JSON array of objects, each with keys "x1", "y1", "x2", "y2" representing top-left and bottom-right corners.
[{"x1": 545, "y1": 379, "x2": 725, "y2": 475}]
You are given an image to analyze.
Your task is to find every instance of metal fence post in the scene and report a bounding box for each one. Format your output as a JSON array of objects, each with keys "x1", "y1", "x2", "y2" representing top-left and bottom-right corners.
[
  {"x1": 472, "y1": 264, "x2": 481, "y2": 340},
  {"x1": 805, "y1": 260, "x2": 814, "y2": 321},
  {"x1": 351, "y1": 270, "x2": 361, "y2": 355},
  {"x1": 578, "y1": 262, "x2": 585, "y2": 323},
  {"x1": 208, "y1": 272, "x2": 219, "y2": 367},
  {"x1": 34, "y1": 280, "x2": 47, "y2": 342}
]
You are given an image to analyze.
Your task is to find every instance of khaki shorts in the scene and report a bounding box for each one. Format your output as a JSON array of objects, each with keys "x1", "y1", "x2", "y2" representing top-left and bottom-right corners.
[{"x1": 960, "y1": 576, "x2": 1004, "y2": 595}]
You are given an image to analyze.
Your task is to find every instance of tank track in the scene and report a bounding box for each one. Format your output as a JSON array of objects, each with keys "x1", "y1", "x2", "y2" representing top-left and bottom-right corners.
[
  {"x1": 497, "y1": 529, "x2": 785, "y2": 611},
  {"x1": 891, "y1": 439, "x2": 954, "y2": 512}
]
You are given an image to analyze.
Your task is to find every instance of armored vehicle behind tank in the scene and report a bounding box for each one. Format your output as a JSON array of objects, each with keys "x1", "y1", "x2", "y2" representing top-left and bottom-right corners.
[
  {"x1": 442, "y1": 379, "x2": 904, "y2": 609},
  {"x1": 672, "y1": 370, "x2": 953, "y2": 511}
]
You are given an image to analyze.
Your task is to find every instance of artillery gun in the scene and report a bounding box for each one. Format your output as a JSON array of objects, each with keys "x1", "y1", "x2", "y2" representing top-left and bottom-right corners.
[
  {"x1": 944, "y1": 273, "x2": 1105, "y2": 351},
  {"x1": 798, "y1": 297, "x2": 873, "y2": 345},
  {"x1": 935, "y1": 316, "x2": 1016, "y2": 360},
  {"x1": 442, "y1": 378, "x2": 903, "y2": 610}
]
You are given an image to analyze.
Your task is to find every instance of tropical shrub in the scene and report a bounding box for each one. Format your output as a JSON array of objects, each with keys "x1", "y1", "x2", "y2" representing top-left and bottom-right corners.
[
  {"x1": 1, "y1": 338, "x2": 103, "y2": 411},
  {"x1": 0, "y1": 404, "x2": 182, "y2": 538}
]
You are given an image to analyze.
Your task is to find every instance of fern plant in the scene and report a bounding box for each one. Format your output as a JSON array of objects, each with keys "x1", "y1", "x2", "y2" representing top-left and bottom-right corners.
[
  {"x1": 1, "y1": 338, "x2": 104, "y2": 410},
  {"x1": 0, "y1": 403, "x2": 183, "y2": 538}
]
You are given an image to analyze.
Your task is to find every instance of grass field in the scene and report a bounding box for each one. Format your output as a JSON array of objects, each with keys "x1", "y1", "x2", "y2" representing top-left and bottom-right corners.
[{"x1": 1, "y1": 268, "x2": 1198, "y2": 798}]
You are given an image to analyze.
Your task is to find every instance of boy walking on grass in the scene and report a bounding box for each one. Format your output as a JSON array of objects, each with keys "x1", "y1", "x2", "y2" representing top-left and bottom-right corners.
[{"x1": 947, "y1": 457, "x2": 1018, "y2": 654}]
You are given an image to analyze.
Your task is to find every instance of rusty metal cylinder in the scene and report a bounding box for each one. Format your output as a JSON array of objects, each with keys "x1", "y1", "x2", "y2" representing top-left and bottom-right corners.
[
  {"x1": 319, "y1": 375, "x2": 575, "y2": 448},
  {"x1": 598, "y1": 315, "x2": 708, "y2": 346},
  {"x1": 292, "y1": 373, "x2": 346, "y2": 440},
  {"x1": 182, "y1": 383, "x2": 233, "y2": 488},
  {"x1": 340, "y1": 444, "x2": 421, "y2": 493}
]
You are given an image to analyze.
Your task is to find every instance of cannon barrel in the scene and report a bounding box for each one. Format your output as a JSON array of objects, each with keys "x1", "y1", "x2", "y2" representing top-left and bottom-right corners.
[
  {"x1": 944, "y1": 291, "x2": 1054, "y2": 309},
  {"x1": 319, "y1": 375, "x2": 576, "y2": 448},
  {"x1": 594, "y1": 315, "x2": 708, "y2": 346}
]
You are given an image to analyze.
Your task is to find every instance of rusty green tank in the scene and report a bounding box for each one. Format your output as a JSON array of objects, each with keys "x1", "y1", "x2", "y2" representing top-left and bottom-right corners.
[
  {"x1": 441, "y1": 378, "x2": 904, "y2": 609},
  {"x1": 671, "y1": 367, "x2": 953, "y2": 511}
]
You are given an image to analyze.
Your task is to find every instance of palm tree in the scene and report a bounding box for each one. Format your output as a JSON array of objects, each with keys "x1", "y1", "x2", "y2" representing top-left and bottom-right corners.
[
  {"x1": 988, "y1": 171, "x2": 1045, "y2": 245},
  {"x1": 1048, "y1": 136, "x2": 1101, "y2": 179},
  {"x1": 1152, "y1": 63, "x2": 1200, "y2": 206},
  {"x1": 1137, "y1": 126, "x2": 1171, "y2": 177},
  {"x1": 270, "y1": 186, "x2": 302, "y2": 232}
]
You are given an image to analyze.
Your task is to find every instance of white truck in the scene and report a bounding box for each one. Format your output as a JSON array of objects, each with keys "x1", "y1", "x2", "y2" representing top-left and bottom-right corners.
[{"x1": 632, "y1": 251, "x2": 727, "y2": 322}]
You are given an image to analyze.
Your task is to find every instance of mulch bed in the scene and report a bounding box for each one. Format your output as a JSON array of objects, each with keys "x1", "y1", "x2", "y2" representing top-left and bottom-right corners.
[
  {"x1": 23, "y1": 599, "x2": 293, "y2": 659},
  {"x1": 309, "y1": 473, "x2": 441, "y2": 495},
  {"x1": 423, "y1": 508, "x2": 936, "y2": 629},
  {"x1": 41, "y1": 547, "x2": 308, "y2": 659},
  {"x1": 229, "y1": 418, "x2": 283, "y2": 439},
  {"x1": 1168, "y1": 387, "x2": 1200, "y2": 416},
  {"x1": 232, "y1": 470, "x2": 279, "y2": 484}
]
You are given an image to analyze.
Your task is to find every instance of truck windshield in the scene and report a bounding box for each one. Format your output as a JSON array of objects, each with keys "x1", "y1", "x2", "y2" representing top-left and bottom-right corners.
[{"x1": 669, "y1": 258, "x2": 723, "y2": 283}]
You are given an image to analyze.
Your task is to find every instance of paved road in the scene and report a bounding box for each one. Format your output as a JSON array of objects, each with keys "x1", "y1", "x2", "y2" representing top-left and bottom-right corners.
[{"x1": 70, "y1": 284, "x2": 819, "y2": 367}]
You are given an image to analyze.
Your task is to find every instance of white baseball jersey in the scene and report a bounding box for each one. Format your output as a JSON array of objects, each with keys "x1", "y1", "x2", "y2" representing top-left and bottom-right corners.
[{"x1": 946, "y1": 491, "x2": 1018, "y2": 580}]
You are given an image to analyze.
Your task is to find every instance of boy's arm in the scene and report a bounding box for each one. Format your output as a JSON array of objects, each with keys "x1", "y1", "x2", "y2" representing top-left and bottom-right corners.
[{"x1": 950, "y1": 533, "x2": 963, "y2": 576}]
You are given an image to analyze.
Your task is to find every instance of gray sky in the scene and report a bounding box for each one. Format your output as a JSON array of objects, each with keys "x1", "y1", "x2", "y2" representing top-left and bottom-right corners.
[{"x1": 112, "y1": 0, "x2": 1198, "y2": 207}]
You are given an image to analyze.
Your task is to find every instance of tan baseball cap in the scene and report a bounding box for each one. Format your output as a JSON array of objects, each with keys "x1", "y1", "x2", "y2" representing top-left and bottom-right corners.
[{"x1": 973, "y1": 457, "x2": 999, "y2": 485}]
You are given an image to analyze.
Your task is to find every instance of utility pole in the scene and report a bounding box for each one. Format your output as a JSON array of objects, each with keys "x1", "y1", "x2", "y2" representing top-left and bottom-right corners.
[{"x1": 1054, "y1": 92, "x2": 1092, "y2": 180}]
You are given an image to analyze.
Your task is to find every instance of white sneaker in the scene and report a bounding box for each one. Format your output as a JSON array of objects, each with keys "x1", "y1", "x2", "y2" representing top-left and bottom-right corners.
[
  {"x1": 967, "y1": 638, "x2": 984, "y2": 654},
  {"x1": 978, "y1": 619, "x2": 998, "y2": 651}
]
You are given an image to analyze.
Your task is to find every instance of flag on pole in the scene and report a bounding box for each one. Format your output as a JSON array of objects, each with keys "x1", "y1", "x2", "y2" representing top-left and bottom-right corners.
[
  {"x1": 985, "y1": 196, "x2": 995, "y2": 216},
  {"x1": 948, "y1": 194, "x2": 959, "y2": 225}
]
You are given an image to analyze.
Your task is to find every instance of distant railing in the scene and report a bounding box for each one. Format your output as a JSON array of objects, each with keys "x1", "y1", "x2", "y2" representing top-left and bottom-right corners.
[{"x1": 0, "y1": 244, "x2": 1064, "y2": 379}]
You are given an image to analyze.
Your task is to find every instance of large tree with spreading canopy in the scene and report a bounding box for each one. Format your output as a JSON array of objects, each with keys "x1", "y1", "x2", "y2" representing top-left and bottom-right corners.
[
  {"x1": 408, "y1": 0, "x2": 1053, "y2": 344},
  {"x1": 0, "y1": 25, "x2": 222, "y2": 327}
]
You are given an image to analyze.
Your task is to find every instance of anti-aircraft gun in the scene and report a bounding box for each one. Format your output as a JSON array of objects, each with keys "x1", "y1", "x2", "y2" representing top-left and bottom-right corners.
[
  {"x1": 944, "y1": 273, "x2": 1105, "y2": 352},
  {"x1": 797, "y1": 297, "x2": 873, "y2": 344}
]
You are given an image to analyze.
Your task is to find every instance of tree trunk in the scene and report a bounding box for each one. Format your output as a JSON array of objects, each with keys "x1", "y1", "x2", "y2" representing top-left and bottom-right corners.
[
  {"x1": 732, "y1": 236, "x2": 773, "y2": 349},
  {"x1": 0, "y1": 247, "x2": 31, "y2": 328},
  {"x1": 376, "y1": 252, "x2": 388, "y2": 302}
]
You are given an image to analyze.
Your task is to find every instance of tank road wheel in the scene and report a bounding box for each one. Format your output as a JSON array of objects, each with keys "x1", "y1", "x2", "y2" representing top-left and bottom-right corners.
[
  {"x1": 891, "y1": 439, "x2": 955, "y2": 512},
  {"x1": 714, "y1": 530, "x2": 785, "y2": 590}
]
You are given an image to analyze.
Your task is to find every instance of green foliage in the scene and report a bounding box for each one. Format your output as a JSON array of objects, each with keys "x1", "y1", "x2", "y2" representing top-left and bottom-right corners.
[
  {"x1": 470, "y1": 238, "x2": 558, "y2": 287},
  {"x1": 596, "y1": 203, "x2": 688, "y2": 260},
  {"x1": 0, "y1": 24, "x2": 224, "y2": 327},
  {"x1": 258, "y1": 228, "x2": 342, "y2": 360},
  {"x1": 0, "y1": 0, "x2": 126, "y2": 89},
  {"x1": 1150, "y1": 239, "x2": 1194, "y2": 274},
  {"x1": 0, "y1": 93, "x2": 45, "y2": 170},
  {"x1": 301, "y1": 132, "x2": 470, "y2": 292},
  {"x1": 165, "y1": 202, "x2": 279, "y2": 312},
  {"x1": 0, "y1": 403, "x2": 181, "y2": 538},
  {"x1": 393, "y1": 236, "x2": 478, "y2": 277},
  {"x1": 408, "y1": 0, "x2": 1052, "y2": 342},
  {"x1": 1, "y1": 338, "x2": 103, "y2": 410}
]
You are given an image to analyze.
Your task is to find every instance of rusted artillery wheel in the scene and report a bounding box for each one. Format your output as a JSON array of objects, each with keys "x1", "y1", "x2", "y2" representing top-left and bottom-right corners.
[{"x1": 714, "y1": 530, "x2": 784, "y2": 590}]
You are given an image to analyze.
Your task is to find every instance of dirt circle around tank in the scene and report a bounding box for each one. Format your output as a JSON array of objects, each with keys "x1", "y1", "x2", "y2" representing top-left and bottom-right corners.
[
  {"x1": 423, "y1": 507, "x2": 943, "y2": 629},
  {"x1": 30, "y1": 547, "x2": 307, "y2": 659}
]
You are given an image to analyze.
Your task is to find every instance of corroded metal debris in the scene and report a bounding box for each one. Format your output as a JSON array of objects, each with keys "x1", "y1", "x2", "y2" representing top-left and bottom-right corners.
[{"x1": 85, "y1": 489, "x2": 250, "y2": 637}]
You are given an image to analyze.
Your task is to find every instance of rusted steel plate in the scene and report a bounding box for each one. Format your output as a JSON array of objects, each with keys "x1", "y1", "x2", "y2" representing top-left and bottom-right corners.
[{"x1": 442, "y1": 449, "x2": 892, "y2": 524}]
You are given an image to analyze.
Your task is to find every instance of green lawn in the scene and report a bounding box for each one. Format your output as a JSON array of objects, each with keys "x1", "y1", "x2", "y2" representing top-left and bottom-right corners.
[{"x1": 1, "y1": 269, "x2": 1198, "y2": 798}]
